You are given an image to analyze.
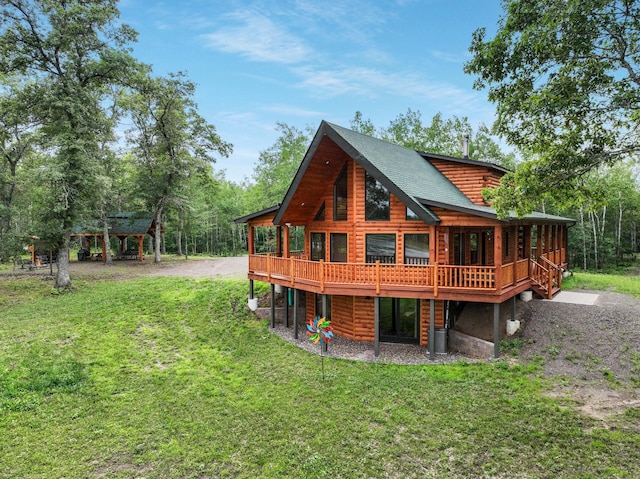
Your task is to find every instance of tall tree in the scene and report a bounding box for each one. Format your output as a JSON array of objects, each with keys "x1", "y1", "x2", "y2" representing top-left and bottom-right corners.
[
  {"x1": 251, "y1": 122, "x2": 313, "y2": 209},
  {"x1": 465, "y1": 0, "x2": 640, "y2": 216},
  {"x1": 0, "y1": 0, "x2": 139, "y2": 288},
  {"x1": 0, "y1": 80, "x2": 37, "y2": 261},
  {"x1": 125, "y1": 73, "x2": 232, "y2": 263}
]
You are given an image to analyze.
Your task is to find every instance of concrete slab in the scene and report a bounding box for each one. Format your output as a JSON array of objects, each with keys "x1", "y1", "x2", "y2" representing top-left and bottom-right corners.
[{"x1": 544, "y1": 291, "x2": 599, "y2": 305}]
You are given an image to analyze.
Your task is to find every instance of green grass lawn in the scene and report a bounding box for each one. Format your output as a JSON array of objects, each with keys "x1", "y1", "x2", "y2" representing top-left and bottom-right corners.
[
  {"x1": 563, "y1": 270, "x2": 640, "y2": 298},
  {"x1": 1, "y1": 275, "x2": 639, "y2": 478}
]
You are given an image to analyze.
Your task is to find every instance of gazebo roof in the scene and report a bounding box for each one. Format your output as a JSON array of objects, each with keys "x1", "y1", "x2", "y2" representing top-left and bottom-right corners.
[{"x1": 72, "y1": 212, "x2": 155, "y2": 236}]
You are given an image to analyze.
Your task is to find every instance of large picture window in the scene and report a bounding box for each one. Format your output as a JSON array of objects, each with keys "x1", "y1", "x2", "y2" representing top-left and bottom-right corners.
[
  {"x1": 365, "y1": 171, "x2": 390, "y2": 221},
  {"x1": 311, "y1": 233, "x2": 326, "y2": 261},
  {"x1": 333, "y1": 165, "x2": 348, "y2": 221},
  {"x1": 404, "y1": 234, "x2": 429, "y2": 264},
  {"x1": 366, "y1": 234, "x2": 396, "y2": 263}
]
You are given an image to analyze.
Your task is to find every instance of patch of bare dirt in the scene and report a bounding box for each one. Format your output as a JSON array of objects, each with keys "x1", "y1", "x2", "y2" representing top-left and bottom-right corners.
[
  {"x1": 1, "y1": 256, "x2": 248, "y2": 281},
  {"x1": 517, "y1": 290, "x2": 640, "y2": 421}
]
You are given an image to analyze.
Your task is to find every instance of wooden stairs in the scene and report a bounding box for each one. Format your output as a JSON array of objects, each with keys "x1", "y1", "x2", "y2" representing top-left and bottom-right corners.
[{"x1": 529, "y1": 257, "x2": 563, "y2": 299}]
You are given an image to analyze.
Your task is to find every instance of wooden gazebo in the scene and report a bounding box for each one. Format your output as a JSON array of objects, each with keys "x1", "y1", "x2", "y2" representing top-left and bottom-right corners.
[{"x1": 71, "y1": 212, "x2": 157, "y2": 262}]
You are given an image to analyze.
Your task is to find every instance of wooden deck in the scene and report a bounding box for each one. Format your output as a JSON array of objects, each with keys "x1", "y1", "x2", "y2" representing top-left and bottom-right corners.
[{"x1": 248, "y1": 251, "x2": 566, "y2": 302}]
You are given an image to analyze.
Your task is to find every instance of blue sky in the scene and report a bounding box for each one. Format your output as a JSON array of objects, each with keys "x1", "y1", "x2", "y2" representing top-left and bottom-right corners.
[{"x1": 118, "y1": 0, "x2": 505, "y2": 183}]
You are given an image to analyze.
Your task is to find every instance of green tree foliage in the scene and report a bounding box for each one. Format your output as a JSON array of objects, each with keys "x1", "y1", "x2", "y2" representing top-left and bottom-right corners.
[
  {"x1": 563, "y1": 163, "x2": 640, "y2": 270},
  {"x1": 0, "y1": 79, "x2": 37, "y2": 261},
  {"x1": 250, "y1": 122, "x2": 313, "y2": 209},
  {"x1": 351, "y1": 109, "x2": 516, "y2": 168},
  {"x1": 465, "y1": 0, "x2": 640, "y2": 216},
  {"x1": 0, "y1": 0, "x2": 140, "y2": 288},
  {"x1": 124, "y1": 72, "x2": 232, "y2": 263}
]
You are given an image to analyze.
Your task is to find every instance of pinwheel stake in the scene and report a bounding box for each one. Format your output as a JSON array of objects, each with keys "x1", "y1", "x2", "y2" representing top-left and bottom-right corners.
[{"x1": 306, "y1": 316, "x2": 334, "y2": 381}]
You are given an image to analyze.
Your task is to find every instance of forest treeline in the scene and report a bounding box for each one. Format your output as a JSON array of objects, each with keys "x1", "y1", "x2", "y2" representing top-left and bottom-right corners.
[{"x1": 2, "y1": 1, "x2": 639, "y2": 289}]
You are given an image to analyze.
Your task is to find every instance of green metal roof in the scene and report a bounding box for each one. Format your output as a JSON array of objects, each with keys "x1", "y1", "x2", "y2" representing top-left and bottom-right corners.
[
  {"x1": 274, "y1": 121, "x2": 574, "y2": 225},
  {"x1": 72, "y1": 212, "x2": 154, "y2": 236}
]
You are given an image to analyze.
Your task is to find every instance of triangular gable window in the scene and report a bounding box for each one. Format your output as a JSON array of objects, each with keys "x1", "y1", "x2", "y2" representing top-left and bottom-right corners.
[{"x1": 314, "y1": 202, "x2": 326, "y2": 221}]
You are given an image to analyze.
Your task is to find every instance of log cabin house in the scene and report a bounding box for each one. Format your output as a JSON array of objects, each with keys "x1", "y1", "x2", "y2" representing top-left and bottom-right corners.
[{"x1": 236, "y1": 121, "x2": 573, "y2": 359}]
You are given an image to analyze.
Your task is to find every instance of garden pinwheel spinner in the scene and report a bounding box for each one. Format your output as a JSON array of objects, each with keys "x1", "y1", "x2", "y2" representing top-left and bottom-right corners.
[{"x1": 306, "y1": 316, "x2": 333, "y2": 380}]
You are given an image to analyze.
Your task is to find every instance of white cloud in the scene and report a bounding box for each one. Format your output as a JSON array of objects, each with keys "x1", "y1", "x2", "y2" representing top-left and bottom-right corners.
[
  {"x1": 431, "y1": 49, "x2": 467, "y2": 63},
  {"x1": 201, "y1": 11, "x2": 311, "y2": 64},
  {"x1": 261, "y1": 105, "x2": 325, "y2": 117},
  {"x1": 294, "y1": 64, "x2": 479, "y2": 109}
]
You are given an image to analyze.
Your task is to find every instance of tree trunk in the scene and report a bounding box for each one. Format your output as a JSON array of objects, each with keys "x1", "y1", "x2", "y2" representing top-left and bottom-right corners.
[
  {"x1": 616, "y1": 192, "x2": 623, "y2": 265},
  {"x1": 176, "y1": 229, "x2": 182, "y2": 256},
  {"x1": 154, "y1": 206, "x2": 163, "y2": 263},
  {"x1": 55, "y1": 233, "x2": 72, "y2": 290},
  {"x1": 590, "y1": 211, "x2": 598, "y2": 270},
  {"x1": 148, "y1": 234, "x2": 154, "y2": 254},
  {"x1": 103, "y1": 220, "x2": 113, "y2": 265},
  {"x1": 184, "y1": 229, "x2": 188, "y2": 259},
  {"x1": 580, "y1": 207, "x2": 587, "y2": 271}
]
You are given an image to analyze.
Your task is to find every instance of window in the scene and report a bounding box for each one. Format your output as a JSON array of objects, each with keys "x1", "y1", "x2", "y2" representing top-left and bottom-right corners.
[
  {"x1": 333, "y1": 165, "x2": 348, "y2": 221},
  {"x1": 470, "y1": 233, "x2": 479, "y2": 264},
  {"x1": 404, "y1": 234, "x2": 429, "y2": 264},
  {"x1": 315, "y1": 294, "x2": 331, "y2": 319},
  {"x1": 330, "y1": 233, "x2": 347, "y2": 262},
  {"x1": 503, "y1": 230, "x2": 510, "y2": 258},
  {"x1": 379, "y1": 298, "x2": 419, "y2": 343},
  {"x1": 310, "y1": 233, "x2": 326, "y2": 261},
  {"x1": 365, "y1": 171, "x2": 390, "y2": 221},
  {"x1": 314, "y1": 202, "x2": 325, "y2": 221},
  {"x1": 366, "y1": 234, "x2": 396, "y2": 263},
  {"x1": 406, "y1": 207, "x2": 420, "y2": 220}
]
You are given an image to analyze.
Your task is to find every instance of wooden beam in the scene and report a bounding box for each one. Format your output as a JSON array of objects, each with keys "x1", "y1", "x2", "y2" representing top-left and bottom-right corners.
[
  {"x1": 494, "y1": 226, "x2": 503, "y2": 290},
  {"x1": 248, "y1": 226, "x2": 255, "y2": 255},
  {"x1": 283, "y1": 225, "x2": 290, "y2": 259}
]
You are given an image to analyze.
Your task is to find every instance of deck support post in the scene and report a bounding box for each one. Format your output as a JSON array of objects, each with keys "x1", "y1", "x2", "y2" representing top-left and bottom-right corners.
[
  {"x1": 493, "y1": 303, "x2": 500, "y2": 359},
  {"x1": 511, "y1": 296, "x2": 516, "y2": 321},
  {"x1": 249, "y1": 279, "x2": 254, "y2": 299},
  {"x1": 284, "y1": 287, "x2": 289, "y2": 328},
  {"x1": 429, "y1": 299, "x2": 435, "y2": 360},
  {"x1": 293, "y1": 289, "x2": 299, "y2": 339},
  {"x1": 270, "y1": 283, "x2": 276, "y2": 329},
  {"x1": 374, "y1": 297, "x2": 380, "y2": 357},
  {"x1": 322, "y1": 294, "x2": 328, "y2": 352}
]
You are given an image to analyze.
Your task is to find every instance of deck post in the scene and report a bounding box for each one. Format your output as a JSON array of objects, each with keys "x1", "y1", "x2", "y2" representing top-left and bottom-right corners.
[
  {"x1": 293, "y1": 288, "x2": 299, "y2": 339},
  {"x1": 429, "y1": 299, "x2": 435, "y2": 360},
  {"x1": 267, "y1": 254, "x2": 272, "y2": 281},
  {"x1": 511, "y1": 296, "x2": 516, "y2": 321},
  {"x1": 249, "y1": 279, "x2": 254, "y2": 299},
  {"x1": 284, "y1": 286, "x2": 289, "y2": 328},
  {"x1": 374, "y1": 296, "x2": 380, "y2": 357},
  {"x1": 322, "y1": 294, "x2": 328, "y2": 352},
  {"x1": 270, "y1": 283, "x2": 276, "y2": 329},
  {"x1": 493, "y1": 303, "x2": 500, "y2": 359}
]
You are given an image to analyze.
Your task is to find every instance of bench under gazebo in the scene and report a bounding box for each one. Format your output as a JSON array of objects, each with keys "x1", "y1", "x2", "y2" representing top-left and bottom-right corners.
[{"x1": 71, "y1": 212, "x2": 157, "y2": 262}]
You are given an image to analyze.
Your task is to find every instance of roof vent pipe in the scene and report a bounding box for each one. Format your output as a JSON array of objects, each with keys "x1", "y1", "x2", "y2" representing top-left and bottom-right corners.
[{"x1": 462, "y1": 134, "x2": 470, "y2": 159}]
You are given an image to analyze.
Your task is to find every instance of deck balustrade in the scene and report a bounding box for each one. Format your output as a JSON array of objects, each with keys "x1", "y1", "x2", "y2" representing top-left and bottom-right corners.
[{"x1": 248, "y1": 253, "x2": 550, "y2": 298}]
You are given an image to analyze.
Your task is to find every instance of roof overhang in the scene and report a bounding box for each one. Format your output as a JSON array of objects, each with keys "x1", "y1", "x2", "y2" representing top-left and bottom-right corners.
[{"x1": 234, "y1": 205, "x2": 280, "y2": 224}]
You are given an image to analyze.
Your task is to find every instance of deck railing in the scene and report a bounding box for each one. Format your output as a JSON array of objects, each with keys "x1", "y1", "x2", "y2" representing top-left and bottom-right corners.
[{"x1": 248, "y1": 255, "x2": 546, "y2": 296}]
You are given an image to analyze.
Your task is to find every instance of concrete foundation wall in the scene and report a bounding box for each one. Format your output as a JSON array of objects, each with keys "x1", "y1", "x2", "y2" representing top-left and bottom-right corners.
[{"x1": 448, "y1": 329, "x2": 494, "y2": 359}]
